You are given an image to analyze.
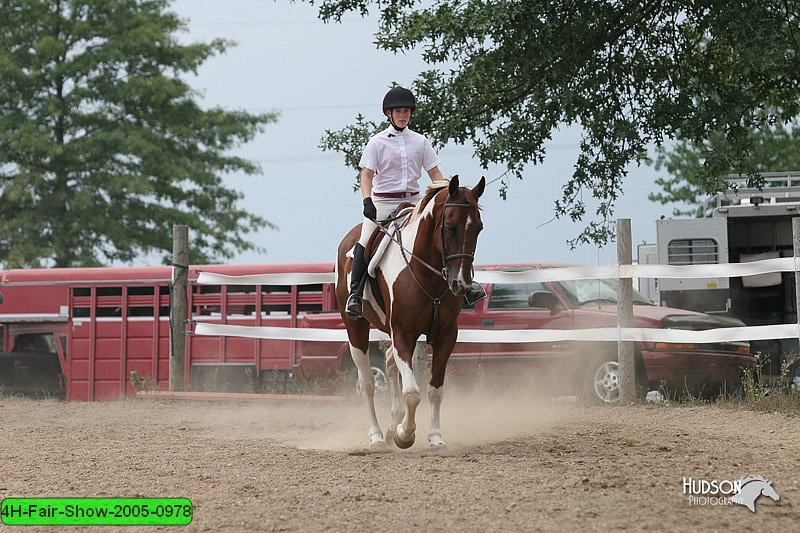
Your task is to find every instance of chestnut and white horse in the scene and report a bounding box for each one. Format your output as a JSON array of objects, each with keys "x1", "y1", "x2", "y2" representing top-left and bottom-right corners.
[{"x1": 336, "y1": 176, "x2": 485, "y2": 450}]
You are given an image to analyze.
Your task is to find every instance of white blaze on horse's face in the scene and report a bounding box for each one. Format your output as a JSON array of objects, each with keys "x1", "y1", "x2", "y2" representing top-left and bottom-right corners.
[{"x1": 441, "y1": 179, "x2": 484, "y2": 296}]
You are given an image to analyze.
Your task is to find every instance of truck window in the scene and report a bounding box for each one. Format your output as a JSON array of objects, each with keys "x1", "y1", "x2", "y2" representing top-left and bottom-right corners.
[{"x1": 488, "y1": 282, "x2": 547, "y2": 309}]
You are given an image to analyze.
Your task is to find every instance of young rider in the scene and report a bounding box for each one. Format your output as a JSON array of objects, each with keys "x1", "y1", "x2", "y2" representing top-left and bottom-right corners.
[{"x1": 345, "y1": 86, "x2": 486, "y2": 318}]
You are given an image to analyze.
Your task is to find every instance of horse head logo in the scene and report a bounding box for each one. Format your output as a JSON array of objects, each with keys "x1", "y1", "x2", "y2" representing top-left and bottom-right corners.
[{"x1": 730, "y1": 475, "x2": 780, "y2": 513}]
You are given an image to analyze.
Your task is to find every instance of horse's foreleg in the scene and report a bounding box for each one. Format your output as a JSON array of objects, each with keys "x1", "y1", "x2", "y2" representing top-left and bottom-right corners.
[
  {"x1": 350, "y1": 344, "x2": 385, "y2": 447},
  {"x1": 385, "y1": 345, "x2": 404, "y2": 434},
  {"x1": 427, "y1": 331, "x2": 455, "y2": 452},
  {"x1": 383, "y1": 345, "x2": 403, "y2": 446},
  {"x1": 427, "y1": 384, "x2": 446, "y2": 450},
  {"x1": 391, "y1": 337, "x2": 420, "y2": 449}
]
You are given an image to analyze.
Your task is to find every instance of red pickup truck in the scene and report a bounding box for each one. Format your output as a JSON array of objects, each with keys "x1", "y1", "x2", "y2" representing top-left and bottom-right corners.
[{"x1": 298, "y1": 264, "x2": 755, "y2": 402}]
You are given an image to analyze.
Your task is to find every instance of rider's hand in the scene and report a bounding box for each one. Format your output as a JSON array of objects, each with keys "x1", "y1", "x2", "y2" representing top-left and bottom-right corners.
[{"x1": 363, "y1": 197, "x2": 377, "y2": 221}]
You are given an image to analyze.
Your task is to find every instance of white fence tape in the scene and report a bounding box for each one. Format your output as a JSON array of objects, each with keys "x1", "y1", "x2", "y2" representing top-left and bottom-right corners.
[
  {"x1": 196, "y1": 322, "x2": 388, "y2": 342},
  {"x1": 196, "y1": 257, "x2": 800, "y2": 286},
  {"x1": 197, "y1": 271, "x2": 334, "y2": 285},
  {"x1": 195, "y1": 322, "x2": 800, "y2": 343},
  {"x1": 628, "y1": 257, "x2": 797, "y2": 280},
  {"x1": 193, "y1": 259, "x2": 800, "y2": 344}
]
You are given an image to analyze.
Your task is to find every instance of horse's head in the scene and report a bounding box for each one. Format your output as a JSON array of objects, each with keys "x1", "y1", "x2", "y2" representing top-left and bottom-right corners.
[
  {"x1": 435, "y1": 175, "x2": 485, "y2": 295},
  {"x1": 761, "y1": 481, "x2": 780, "y2": 502}
]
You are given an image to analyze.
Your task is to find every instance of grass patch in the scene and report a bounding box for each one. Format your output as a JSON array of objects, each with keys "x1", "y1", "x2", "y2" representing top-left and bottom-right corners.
[
  {"x1": 642, "y1": 352, "x2": 800, "y2": 416},
  {"x1": 717, "y1": 351, "x2": 800, "y2": 416}
]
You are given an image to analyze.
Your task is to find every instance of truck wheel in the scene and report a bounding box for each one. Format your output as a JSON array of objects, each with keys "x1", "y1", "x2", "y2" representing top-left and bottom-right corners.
[
  {"x1": 340, "y1": 347, "x2": 388, "y2": 396},
  {"x1": 581, "y1": 352, "x2": 647, "y2": 404},
  {"x1": 357, "y1": 350, "x2": 388, "y2": 395},
  {"x1": 356, "y1": 358, "x2": 388, "y2": 395}
]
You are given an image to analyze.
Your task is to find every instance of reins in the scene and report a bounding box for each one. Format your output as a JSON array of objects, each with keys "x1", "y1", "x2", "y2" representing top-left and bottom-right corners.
[{"x1": 381, "y1": 192, "x2": 478, "y2": 345}]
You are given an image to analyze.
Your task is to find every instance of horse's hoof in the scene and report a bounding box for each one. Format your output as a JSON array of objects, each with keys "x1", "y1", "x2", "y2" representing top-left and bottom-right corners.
[
  {"x1": 370, "y1": 440, "x2": 388, "y2": 451},
  {"x1": 368, "y1": 431, "x2": 386, "y2": 449},
  {"x1": 429, "y1": 443, "x2": 448, "y2": 455},
  {"x1": 393, "y1": 430, "x2": 415, "y2": 449},
  {"x1": 385, "y1": 425, "x2": 397, "y2": 447}
]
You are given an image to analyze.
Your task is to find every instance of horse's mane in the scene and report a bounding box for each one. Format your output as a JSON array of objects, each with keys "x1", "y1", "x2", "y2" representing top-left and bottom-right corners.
[{"x1": 407, "y1": 180, "x2": 450, "y2": 223}]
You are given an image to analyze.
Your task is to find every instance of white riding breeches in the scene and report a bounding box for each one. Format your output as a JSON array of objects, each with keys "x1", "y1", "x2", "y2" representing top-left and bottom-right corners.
[{"x1": 357, "y1": 194, "x2": 421, "y2": 247}]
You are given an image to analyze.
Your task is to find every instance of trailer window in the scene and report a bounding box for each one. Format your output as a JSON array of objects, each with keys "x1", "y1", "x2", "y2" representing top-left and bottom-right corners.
[
  {"x1": 667, "y1": 238, "x2": 718, "y2": 265},
  {"x1": 297, "y1": 284, "x2": 323, "y2": 313},
  {"x1": 228, "y1": 285, "x2": 256, "y2": 295},
  {"x1": 192, "y1": 284, "x2": 222, "y2": 317},
  {"x1": 261, "y1": 285, "x2": 293, "y2": 316},
  {"x1": 129, "y1": 286, "x2": 154, "y2": 296}
]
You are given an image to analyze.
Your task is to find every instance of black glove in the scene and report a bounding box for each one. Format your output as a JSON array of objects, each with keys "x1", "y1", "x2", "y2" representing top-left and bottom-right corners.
[{"x1": 363, "y1": 197, "x2": 377, "y2": 221}]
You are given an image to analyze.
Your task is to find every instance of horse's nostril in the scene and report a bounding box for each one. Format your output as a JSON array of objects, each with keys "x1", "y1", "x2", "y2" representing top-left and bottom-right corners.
[{"x1": 450, "y1": 280, "x2": 466, "y2": 295}]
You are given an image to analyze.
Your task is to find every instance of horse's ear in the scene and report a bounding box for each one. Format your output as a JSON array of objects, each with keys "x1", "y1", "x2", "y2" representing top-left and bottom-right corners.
[
  {"x1": 448, "y1": 175, "x2": 459, "y2": 195},
  {"x1": 472, "y1": 176, "x2": 486, "y2": 199}
]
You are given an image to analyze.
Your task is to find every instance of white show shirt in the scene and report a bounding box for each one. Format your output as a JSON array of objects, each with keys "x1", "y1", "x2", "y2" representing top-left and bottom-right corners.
[{"x1": 359, "y1": 126, "x2": 441, "y2": 194}]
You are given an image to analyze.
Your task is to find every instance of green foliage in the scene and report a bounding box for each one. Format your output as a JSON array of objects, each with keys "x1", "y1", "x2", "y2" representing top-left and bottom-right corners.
[
  {"x1": 318, "y1": 113, "x2": 381, "y2": 191},
  {"x1": 651, "y1": 120, "x2": 800, "y2": 217},
  {"x1": 308, "y1": 0, "x2": 800, "y2": 246},
  {"x1": 0, "y1": 0, "x2": 277, "y2": 267}
]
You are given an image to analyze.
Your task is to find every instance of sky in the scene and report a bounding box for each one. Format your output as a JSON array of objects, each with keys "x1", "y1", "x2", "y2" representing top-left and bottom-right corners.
[{"x1": 169, "y1": 0, "x2": 673, "y2": 267}]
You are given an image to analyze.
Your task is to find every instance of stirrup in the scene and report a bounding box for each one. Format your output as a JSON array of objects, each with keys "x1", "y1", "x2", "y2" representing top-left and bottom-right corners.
[
  {"x1": 345, "y1": 293, "x2": 363, "y2": 318},
  {"x1": 464, "y1": 282, "x2": 487, "y2": 305}
]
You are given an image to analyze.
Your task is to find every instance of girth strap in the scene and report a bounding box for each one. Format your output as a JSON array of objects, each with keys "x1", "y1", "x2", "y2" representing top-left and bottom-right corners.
[{"x1": 428, "y1": 297, "x2": 442, "y2": 346}]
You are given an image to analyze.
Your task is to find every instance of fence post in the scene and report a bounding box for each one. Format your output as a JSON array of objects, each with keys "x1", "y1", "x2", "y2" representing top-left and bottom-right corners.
[
  {"x1": 794, "y1": 218, "x2": 800, "y2": 339},
  {"x1": 617, "y1": 218, "x2": 636, "y2": 403},
  {"x1": 170, "y1": 224, "x2": 189, "y2": 391}
]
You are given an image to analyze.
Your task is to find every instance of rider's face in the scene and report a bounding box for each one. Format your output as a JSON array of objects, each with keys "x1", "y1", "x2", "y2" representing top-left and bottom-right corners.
[{"x1": 388, "y1": 107, "x2": 411, "y2": 128}]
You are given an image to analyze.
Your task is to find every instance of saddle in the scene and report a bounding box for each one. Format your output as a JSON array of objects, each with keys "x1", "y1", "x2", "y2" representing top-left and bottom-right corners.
[
  {"x1": 348, "y1": 202, "x2": 415, "y2": 315},
  {"x1": 365, "y1": 202, "x2": 415, "y2": 276}
]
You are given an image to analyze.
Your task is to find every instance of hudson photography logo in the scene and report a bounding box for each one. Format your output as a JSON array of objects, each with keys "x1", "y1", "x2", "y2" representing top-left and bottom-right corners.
[{"x1": 682, "y1": 475, "x2": 780, "y2": 512}]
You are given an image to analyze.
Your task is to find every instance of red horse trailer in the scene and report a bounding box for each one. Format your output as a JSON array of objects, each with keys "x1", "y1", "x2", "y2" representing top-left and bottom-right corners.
[{"x1": 0, "y1": 263, "x2": 338, "y2": 400}]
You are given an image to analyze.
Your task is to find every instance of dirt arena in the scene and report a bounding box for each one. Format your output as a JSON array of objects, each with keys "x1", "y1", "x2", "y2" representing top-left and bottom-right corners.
[{"x1": 1, "y1": 389, "x2": 797, "y2": 532}]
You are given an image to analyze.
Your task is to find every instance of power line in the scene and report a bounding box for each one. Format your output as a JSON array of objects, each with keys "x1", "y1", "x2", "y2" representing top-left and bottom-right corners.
[
  {"x1": 244, "y1": 145, "x2": 477, "y2": 163},
  {"x1": 188, "y1": 19, "x2": 372, "y2": 27},
  {"x1": 242, "y1": 142, "x2": 578, "y2": 164},
  {"x1": 248, "y1": 104, "x2": 372, "y2": 112}
]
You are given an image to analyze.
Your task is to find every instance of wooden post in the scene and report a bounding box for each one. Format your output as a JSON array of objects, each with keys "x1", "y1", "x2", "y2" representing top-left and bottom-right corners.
[
  {"x1": 617, "y1": 219, "x2": 636, "y2": 403},
  {"x1": 793, "y1": 218, "x2": 800, "y2": 337},
  {"x1": 170, "y1": 224, "x2": 189, "y2": 391}
]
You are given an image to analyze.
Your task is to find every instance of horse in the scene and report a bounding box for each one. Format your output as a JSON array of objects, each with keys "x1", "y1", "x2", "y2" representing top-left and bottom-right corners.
[
  {"x1": 731, "y1": 475, "x2": 780, "y2": 512},
  {"x1": 336, "y1": 175, "x2": 485, "y2": 450}
]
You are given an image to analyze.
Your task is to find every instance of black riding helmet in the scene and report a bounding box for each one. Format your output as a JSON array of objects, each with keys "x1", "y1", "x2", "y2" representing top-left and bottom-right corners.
[{"x1": 383, "y1": 86, "x2": 416, "y2": 131}]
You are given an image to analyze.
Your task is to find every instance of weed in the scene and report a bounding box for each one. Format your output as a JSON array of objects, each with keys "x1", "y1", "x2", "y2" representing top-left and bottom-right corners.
[
  {"x1": 0, "y1": 384, "x2": 21, "y2": 400},
  {"x1": 717, "y1": 351, "x2": 800, "y2": 416},
  {"x1": 129, "y1": 371, "x2": 156, "y2": 394},
  {"x1": 244, "y1": 367, "x2": 256, "y2": 392}
]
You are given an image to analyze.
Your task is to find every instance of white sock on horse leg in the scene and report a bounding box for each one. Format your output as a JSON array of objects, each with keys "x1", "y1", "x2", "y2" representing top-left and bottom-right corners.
[{"x1": 428, "y1": 385, "x2": 446, "y2": 447}]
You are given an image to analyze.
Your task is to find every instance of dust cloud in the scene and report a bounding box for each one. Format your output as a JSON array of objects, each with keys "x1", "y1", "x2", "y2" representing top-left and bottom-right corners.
[{"x1": 149, "y1": 380, "x2": 573, "y2": 453}]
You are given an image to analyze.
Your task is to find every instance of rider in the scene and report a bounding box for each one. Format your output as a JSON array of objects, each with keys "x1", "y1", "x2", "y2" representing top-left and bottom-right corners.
[{"x1": 345, "y1": 86, "x2": 486, "y2": 319}]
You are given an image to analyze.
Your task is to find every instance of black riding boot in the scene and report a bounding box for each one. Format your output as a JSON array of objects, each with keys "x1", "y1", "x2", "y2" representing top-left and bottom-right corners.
[{"x1": 346, "y1": 244, "x2": 368, "y2": 318}]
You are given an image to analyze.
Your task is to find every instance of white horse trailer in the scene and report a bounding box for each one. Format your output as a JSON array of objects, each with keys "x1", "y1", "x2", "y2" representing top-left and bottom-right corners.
[{"x1": 640, "y1": 171, "x2": 800, "y2": 376}]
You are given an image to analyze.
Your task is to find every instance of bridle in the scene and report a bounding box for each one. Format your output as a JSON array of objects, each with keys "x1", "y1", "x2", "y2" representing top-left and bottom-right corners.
[
  {"x1": 389, "y1": 191, "x2": 480, "y2": 344},
  {"x1": 390, "y1": 192, "x2": 479, "y2": 281},
  {"x1": 438, "y1": 199, "x2": 479, "y2": 281}
]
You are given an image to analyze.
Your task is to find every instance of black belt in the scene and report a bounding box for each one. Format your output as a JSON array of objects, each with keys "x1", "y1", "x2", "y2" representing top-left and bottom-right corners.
[{"x1": 373, "y1": 191, "x2": 419, "y2": 199}]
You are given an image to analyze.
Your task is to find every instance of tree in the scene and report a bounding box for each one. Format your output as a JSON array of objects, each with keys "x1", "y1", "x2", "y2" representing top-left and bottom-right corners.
[
  {"x1": 311, "y1": 0, "x2": 800, "y2": 246},
  {"x1": 650, "y1": 120, "x2": 800, "y2": 217},
  {"x1": 0, "y1": 0, "x2": 276, "y2": 268}
]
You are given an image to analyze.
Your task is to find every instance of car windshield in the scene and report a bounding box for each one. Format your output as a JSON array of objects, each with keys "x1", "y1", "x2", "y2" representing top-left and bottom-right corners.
[{"x1": 557, "y1": 278, "x2": 653, "y2": 306}]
